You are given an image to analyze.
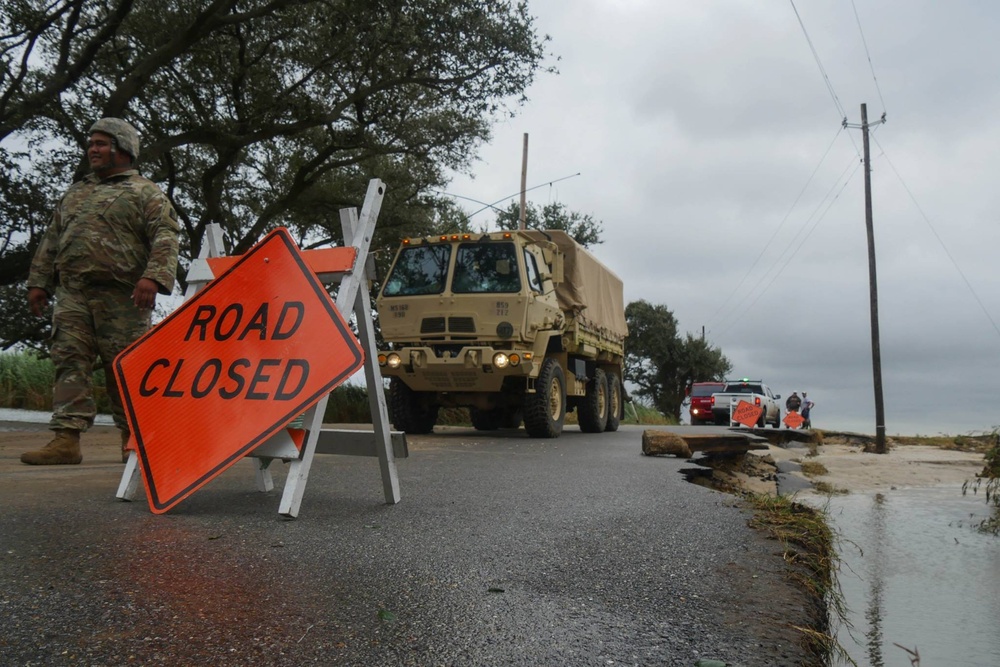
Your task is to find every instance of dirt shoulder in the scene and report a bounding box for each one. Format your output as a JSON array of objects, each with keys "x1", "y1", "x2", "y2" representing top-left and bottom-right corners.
[
  {"x1": 786, "y1": 442, "x2": 987, "y2": 496},
  {"x1": 765, "y1": 431, "x2": 992, "y2": 497},
  {"x1": 682, "y1": 429, "x2": 993, "y2": 498}
]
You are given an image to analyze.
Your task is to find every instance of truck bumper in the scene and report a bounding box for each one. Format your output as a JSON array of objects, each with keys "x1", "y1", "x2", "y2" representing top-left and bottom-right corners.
[{"x1": 378, "y1": 346, "x2": 536, "y2": 393}]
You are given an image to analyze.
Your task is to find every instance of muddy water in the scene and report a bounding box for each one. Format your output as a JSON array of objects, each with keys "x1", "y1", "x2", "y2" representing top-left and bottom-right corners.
[{"x1": 813, "y1": 487, "x2": 1000, "y2": 666}]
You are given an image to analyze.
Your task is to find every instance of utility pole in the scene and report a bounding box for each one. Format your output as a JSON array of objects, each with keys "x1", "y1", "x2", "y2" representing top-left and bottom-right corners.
[
  {"x1": 519, "y1": 133, "x2": 528, "y2": 230},
  {"x1": 861, "y1": 103, "x2": 887, "y2": 453}
]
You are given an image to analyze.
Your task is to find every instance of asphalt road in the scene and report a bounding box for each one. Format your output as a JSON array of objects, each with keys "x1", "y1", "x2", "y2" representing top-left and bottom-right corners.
[{"x1": 0, "y1": 423, "x2": 821, "y2": 667}]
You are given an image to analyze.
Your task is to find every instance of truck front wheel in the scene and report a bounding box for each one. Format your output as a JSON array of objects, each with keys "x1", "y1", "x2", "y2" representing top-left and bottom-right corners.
[
  {"x1": 578, "y1": 368, "x2": 608, "y2": 433},
  {"x1": 389, "y1": 378, "x2": 438, "y2": 435},
  {"x1": 523, "y1": 358, "x2": 566, "y2": 438}
]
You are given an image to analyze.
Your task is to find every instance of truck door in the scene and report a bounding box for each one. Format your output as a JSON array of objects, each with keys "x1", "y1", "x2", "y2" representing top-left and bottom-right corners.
[{"x1": 522, "y1": 246, "x2": 555, "y2": 344}]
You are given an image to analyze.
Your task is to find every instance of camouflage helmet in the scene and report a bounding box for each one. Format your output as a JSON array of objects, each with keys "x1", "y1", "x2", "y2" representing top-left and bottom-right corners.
[{"x1": 89, "y1": 117, "x2": 140, "y2": 161}]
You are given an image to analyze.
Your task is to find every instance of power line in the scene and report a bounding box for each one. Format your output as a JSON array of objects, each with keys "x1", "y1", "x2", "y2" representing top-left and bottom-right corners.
[
  {"x1": 789, "y1": 0, "x2": 847, "y2": 123},
  {"x1": 870, "y1": 133, "x2": 1000, "y2": 342},
  {"x1": 850, "y1": 0, "x2": 888, "y2": 116},
  {"x1": 712, "y1": 156, "x2": 861, "y2": 338},
  {"x1": 729, "y1": 160, "x2": 862, "y2": 330},
  {"x1": 435, "y1": 172, "x2": 582, "y2": 220},
  {"x1": 705, "y1": 126, "x2": 845, "y2": 330}
]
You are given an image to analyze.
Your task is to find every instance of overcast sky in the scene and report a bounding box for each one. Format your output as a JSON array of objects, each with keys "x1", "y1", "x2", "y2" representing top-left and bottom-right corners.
[{"x1": 444, "y1": 0, "x2": 1000, "y2": 436}]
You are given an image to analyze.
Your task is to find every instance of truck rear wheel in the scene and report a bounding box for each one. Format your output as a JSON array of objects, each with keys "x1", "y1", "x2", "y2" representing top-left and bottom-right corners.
[
  {"x1": 605, "y1": 372, "x2": 621, "y2": 432},
  {"x1": 501, "y1": 407, "x2": 523, "y2": 429},
  {"x1": 578, "y1": 368, "x2": 608, "y2": 433},
  {"x1": 389, "y1": 378, "x2": 438, "y2": 435},
  {"x1": 470, "y1": 408, "x2": 500, "y2": 431},
  {"x1": 523, "y1": 358, "x2": 566, "y2": 438}
]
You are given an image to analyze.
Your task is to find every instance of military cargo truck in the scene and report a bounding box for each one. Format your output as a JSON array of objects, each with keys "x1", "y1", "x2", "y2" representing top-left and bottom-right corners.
[{"x1": 376, "y1": 229, "x2": 628, "y2": 438}]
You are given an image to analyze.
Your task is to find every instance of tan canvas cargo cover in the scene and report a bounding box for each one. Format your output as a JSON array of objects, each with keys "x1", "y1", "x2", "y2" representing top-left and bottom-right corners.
[{"x1": 521, "y1": 230, "x2": 628, "y2": 340}]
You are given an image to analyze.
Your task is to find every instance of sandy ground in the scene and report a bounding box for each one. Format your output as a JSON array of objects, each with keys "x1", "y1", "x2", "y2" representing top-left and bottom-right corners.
[{"x1": 761, "y1": 440, "x2": 989, "y2": 497}]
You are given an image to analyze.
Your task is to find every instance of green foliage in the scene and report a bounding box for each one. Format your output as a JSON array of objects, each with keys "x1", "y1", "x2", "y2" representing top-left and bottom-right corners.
[
  {"x1": 492, "y1": 201, "x2": 603, "y2": 247},
  {"x1": 962, "y1": 430, "x2": 1000, "y2": 535},
  {"x1": 0, "y1": 351, "x2": 54, "y2": 410},
  {"x1": 622, "y1": 400, "x2": 676, "y2": 425},
  {"x1": 624, "y1": 300, "x2": 731, "y2": 421},
  {"x1": 0, "y1": 351, "x2": 113, "y2": 413},
  {"x1": 0, "y1": 0, "x2": 551, "y2": 349},
  {"x1": 322, "y1": 384, "x2": 376, "y2": 424}
]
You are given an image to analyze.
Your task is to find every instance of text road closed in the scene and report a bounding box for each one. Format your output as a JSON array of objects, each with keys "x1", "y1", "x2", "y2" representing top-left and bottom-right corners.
[{"x1": 114, "y1": 228, "x2": 364, "y2": 513}]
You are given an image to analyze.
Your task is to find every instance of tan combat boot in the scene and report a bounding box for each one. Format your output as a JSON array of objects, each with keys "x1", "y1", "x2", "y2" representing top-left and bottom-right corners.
[
  {"x1": 120, "y1": 429, "x2": 131, "y2": 463},
  {"x1": 20, "y1": 429, "x2": 82, "y2": 465}
]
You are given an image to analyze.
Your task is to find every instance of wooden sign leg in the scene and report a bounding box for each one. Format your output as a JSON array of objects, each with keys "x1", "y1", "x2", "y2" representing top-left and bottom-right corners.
[
  {"x1": 278, "y1": 399, "x2": 327, "y2": 518},
  {"x1": 340, "y1": 207, "x2": 400, "y2": 505},
  {"x1": 356, "y1": 271, "x2": 400, "y2": 504}
]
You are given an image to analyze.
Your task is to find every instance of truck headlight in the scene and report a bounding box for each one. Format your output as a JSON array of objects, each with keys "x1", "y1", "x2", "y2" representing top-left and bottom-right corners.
[
  {"x1": 387, "y1": 353, "x2": 402, "y2": 369},
  {"x1": 492, "y1": 352, "x2": 510, "y2": 369}
]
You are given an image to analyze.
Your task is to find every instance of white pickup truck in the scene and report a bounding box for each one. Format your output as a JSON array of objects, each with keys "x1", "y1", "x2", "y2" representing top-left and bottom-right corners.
[{"x1": 710, "y1": 379, "x2": 782, "y2": 427}]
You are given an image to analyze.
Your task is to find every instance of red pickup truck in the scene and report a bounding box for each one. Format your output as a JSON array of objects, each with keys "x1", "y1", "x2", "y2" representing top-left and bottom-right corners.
[{"x1": 688, "y1": 381, "x2": 725, "y2": 425}]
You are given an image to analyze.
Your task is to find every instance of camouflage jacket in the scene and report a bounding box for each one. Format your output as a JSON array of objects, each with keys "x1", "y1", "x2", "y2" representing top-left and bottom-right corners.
[{"x1": 28, "y1": 169, "x2": 180, "y2": 295}]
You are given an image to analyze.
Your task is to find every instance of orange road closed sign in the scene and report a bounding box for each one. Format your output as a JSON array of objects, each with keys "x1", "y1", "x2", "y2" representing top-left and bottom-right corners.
[
  {"x1": 732, "y1": 400, "x2": 763, "y2": 428},
  {"x1": 783, "y1": 411, "x2": 805, "y2": 429},
  {"x1": 114, "y1": 228, "x2": 364, "y2": 513}
]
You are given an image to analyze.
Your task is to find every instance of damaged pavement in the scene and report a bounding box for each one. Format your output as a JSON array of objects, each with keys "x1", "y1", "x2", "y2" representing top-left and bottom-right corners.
[{"x1": 641, "y1": 427, "x2": 825, "y2": 496}]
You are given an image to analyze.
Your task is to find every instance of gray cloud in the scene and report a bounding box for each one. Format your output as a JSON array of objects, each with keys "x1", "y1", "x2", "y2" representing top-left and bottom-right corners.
[{"x1": 447, "y1": 0, "x2": 1000, "y2": 435}]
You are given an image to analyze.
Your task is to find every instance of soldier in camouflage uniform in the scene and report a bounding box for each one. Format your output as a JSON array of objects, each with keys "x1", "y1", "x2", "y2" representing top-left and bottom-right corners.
[{"x1": 22, "y1": 118, "x2": 180, "y2": 465}]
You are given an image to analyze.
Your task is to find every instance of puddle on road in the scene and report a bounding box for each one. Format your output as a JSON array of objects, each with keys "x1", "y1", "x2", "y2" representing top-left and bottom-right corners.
[{"x1": 809, "y1": 487, "x2": 1000, "y2": 667}]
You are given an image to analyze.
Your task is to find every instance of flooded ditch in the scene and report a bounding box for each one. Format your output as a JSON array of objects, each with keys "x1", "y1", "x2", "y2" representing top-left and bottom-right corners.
[
  {"x1": 813, "y1": 486, "x2": 1000, "y2": 666},
  {"x1": 673, "y1": 430, "x2": 1000, "y2": 666}
]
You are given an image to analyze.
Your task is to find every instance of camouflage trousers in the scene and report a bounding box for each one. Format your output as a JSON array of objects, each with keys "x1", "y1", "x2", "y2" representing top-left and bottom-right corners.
[{"x1": 48, "y1": 283, "x2": 152, "y2": 432}]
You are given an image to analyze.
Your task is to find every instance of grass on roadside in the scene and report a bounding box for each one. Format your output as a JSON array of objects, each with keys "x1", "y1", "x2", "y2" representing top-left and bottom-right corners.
[
  {"x1": 622, "y1": 401, "x2": 675, "y2": 425},
  {"x1": 0, "y1": 351, "x2": 56, "y2": 411},
  {"x1": 746, "y1": 493, "x2": 852, "y2": 666},
  {"x1": 961, "y1": 430, "x2": 1000, "y2": 535}
]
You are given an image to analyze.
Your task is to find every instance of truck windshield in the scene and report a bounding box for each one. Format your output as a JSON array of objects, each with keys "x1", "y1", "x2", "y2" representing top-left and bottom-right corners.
[
  {"x1": 382, "y1": 244, "x2": 451, "y2": 296},
  {"x1": 452, "y1": 242, "x2": 521, "y2": 293}
]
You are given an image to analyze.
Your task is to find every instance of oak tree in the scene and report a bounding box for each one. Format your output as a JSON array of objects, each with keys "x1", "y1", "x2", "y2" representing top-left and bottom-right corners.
[
  {"x1": 492, "y1": 201, "x2": 603, "y2": 247},
  {"x1": 0, "y1": 0, "x2": 550, "y2": 349},
  {"x1": 624, "y1": 300, "x2": 731, "y2": 420}
]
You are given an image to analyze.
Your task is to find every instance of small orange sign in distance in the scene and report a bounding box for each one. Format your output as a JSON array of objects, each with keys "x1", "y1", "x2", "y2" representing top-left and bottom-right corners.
[
  {"x1": 732, "y1": 400, "x2": 763, "y2": 428},
  {"x1": 114, "y1": 228, "x2": 364, "y2": 514},
  {"x1": 783, "y1": 411, "x2": 805, "y2": 429}
]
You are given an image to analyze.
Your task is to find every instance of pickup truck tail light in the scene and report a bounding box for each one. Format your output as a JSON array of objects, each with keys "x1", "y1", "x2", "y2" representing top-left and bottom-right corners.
[
  {"x1": 710, "y1": 396, "x2": 716, "y2": 406},
  {"x1": 755, "y1": 396, "x2": 761, "y2": 406}
]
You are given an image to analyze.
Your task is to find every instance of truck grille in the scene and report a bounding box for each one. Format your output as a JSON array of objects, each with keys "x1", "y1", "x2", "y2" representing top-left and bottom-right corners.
[
  {"x1": 420, "y1": 316, "x2": 476, "y2": 335},
  {"x1": 449, "y1": 316, "x2": 475, "y2": 333},
  {"x1": 420, "y1": 317, "x2": 446, "y2": 334}
]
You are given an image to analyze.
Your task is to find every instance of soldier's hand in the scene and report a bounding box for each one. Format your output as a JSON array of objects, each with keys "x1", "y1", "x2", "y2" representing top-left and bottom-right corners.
[
  {"x1": 27, "y1": 287, "x2": 49, "y2": 317},
  {"x1": 132, "y1": 278, "x2": 159, "y2": 309}
]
